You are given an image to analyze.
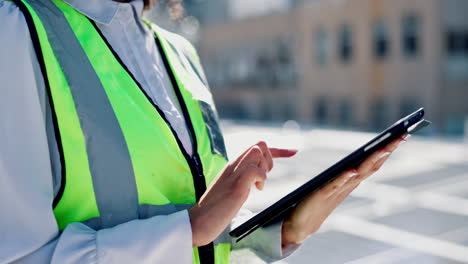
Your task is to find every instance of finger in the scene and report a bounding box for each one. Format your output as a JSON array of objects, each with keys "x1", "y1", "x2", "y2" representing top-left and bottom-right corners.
[
  {"x1": 269, "y1": 148, "x2": 298, "y2": 158},
  {"x1": 357, "y1": 150, "x2": 390, "y2": 176},
  {"x1": 230, "y1": 145, "x2": 257, "y2": 171},
  {"x1": 257, "y1": 141, "x2": 274, "y2": 172},
  {"x1": 315, "y1": 180, "x2": 360, "y2": 220},
  {"x1": 332, "y1": 180, "x2": 360, "y2": 205},
  {"x1": 333, "y1": 171, "x2": 361, "y2": 196},
  {"x1": 257, "y1": 150, "x2": 269, "y2": 172},
  {"x1": 384, "y1": 139, "x2": 401, "y2": 152},
  {"x1": 359, "y1": 153, "x2": 391, "y2": 181},
  {"x1": 244, "y1": 145, "x2": 269, "y2": 172},
  {"x1": 243, "y1": 164, "x2": 267, "y2": 190},
  {"x1": 383, "y1": 133, "x2": 409, "y2": 153},
  {"x1": 384, "y1": 136, "x2": 406, "y2": 152},
  {"x1": 234, "y1": 145, "x2": 263, "y2": 172},
  {"x1": 319, "y1": 169, "x2": 359, "y2": 199}
]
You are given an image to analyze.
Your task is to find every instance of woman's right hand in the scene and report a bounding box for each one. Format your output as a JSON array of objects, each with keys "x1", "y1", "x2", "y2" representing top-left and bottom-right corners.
[{"x1": 188, "y1": 141, "x2": 297, "y2": 247}]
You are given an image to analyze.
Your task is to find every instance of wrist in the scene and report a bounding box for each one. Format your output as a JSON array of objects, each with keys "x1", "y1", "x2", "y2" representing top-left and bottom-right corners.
[
  {"x1": 281, "y1": 219, "x2": 305, "y2": 247},
  {"x1": 188, "y1": 205, "x2": 204, "y2": 247}
]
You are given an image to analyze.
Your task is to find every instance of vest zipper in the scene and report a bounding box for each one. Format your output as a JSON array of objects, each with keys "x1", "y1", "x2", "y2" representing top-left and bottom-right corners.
[
  {"x1": 154, "y1": 37, "x2": 216, "y2": 264},
  {"x1": 190, "y1": 154, "x2": 207, "y2": 199},
  {"x1": 152, "y1": 37, "x2": 208, "y2": 200},
  {"x1": 91, "y1": 22, "x2": 215, "y2": 263}
]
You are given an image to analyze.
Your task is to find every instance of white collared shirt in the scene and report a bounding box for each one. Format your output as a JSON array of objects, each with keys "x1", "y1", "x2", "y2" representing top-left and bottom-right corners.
[{"x1": 0, "y1": 0, "x2": 288, "y2": 263}]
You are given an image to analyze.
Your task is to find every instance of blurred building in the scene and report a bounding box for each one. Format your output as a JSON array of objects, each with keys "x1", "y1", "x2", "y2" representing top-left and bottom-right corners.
[{"x1": 195, "y1": 0, "x2": 468, "y2": 135}]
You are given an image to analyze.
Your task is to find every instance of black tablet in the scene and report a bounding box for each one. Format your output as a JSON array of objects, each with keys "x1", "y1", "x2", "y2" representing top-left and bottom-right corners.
[{"x1": 230, "y1": 108, "x2": 431, "y2": 242}]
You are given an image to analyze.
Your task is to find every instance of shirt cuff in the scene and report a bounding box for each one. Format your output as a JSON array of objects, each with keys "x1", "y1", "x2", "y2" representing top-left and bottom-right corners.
[{"x1": 230, "y1": 209, "x2": 301, "y2": 262}]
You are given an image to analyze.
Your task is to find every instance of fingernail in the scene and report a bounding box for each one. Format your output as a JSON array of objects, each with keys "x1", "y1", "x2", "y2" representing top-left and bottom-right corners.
[
  {"x1": 347, "y1": 169, "x2": 359, "y2": 179},
  {"x1": 403, "y1": 134, "x2": 411, "y2": 140},
  {"x1": 378, "y1": 152, "x2": 391, "y2": 160},
  {"x1": 288, "y1": 149, "x2": 299, "y2": 154}
]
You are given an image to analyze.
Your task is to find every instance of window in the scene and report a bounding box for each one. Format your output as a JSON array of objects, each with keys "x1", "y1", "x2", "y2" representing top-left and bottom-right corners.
[
  {"x1": 254, "y1": 52, "x2": 272, "y2": 86},
  {"x1": 314, "y1": 97, "x2": 328, "y2": 124},
  {"x1": 370, "y1": 99, "x2": 387, "y2": 130},
  {"x1": 283, "y1": 103, "x2": 295, "y2": 120},
  {"x1": 373, "y1": 20, "x2": 390, "y2": 60},
  {"x1": 339, "y1": 24, "x2": 353, "y2": 63},
  {"x1": 315, "y1": 28, "x2": 329, "y2": 66},
  {"x1": 464, "y1": 33, "x2": 468, "y2": 55},
  {"x1": 402, "y1": 14, "x2": 420, "y2": 57},
  {"x1": 444, "y1": 30, "x2": 468, "y2": 80},
  {"x1": 446, "y1": 30, "x2": 468, "y2": 56},
  {"x1": 260, "y1": 100, "x2": 272, "y2": 121},
  {"x1": 277, "y1": 38, "x2": 291, "y2": 66},
  {"x1": 338, "y1": 99, "x2": 352, "y2": 125},
  {"x1": 447, "y1": 31, "x2": 457, "y2": 55},
  {"x1": 275, "y1": 38, "x2": 296, "y2": 85}
]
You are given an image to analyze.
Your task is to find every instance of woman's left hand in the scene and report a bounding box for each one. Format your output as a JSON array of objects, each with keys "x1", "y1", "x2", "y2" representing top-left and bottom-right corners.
[{"x1": 281, "y1": 135, "x2": 408, "y2": 250}]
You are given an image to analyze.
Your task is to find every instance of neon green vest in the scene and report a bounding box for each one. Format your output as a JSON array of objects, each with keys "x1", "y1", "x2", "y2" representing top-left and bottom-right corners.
[{"x1": 15, "y1": 0, "x2": 230, "y2": 262}]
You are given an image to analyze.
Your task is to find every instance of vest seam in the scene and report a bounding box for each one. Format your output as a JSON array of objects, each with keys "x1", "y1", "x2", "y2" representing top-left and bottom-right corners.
[{"x1": 13, "y1": 0, "x2": 67, "y2": 208}]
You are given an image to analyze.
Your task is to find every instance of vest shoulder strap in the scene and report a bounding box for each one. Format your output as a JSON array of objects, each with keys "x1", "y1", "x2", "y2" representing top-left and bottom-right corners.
[{"x1": 145, "y1": 20, "x2": 210, "y2": 86}]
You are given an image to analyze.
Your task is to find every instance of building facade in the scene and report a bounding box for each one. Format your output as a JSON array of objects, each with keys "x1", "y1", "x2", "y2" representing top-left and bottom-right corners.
[{"x1": 196, "y1": 0, "x2": 468, "y2": 135}]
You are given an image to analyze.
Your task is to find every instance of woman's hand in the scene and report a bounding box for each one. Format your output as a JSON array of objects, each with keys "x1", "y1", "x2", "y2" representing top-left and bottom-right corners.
[
  {"x1": 281, "y1": 135, "x2": 408, "y2": 250},
  {"x1": 189, "y1": 141, "x2": 297, "y2": 247}
]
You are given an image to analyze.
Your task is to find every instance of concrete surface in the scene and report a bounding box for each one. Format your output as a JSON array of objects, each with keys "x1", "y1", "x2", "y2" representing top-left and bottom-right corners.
[{"x1": 222, "y1": 121, "x2": 468, "y2": 264}]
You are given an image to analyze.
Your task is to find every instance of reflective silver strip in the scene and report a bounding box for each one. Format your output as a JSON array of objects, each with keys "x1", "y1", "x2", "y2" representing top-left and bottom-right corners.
[
  {"x1": 199, "y1": 101, "x2": 228, "y2": 159},
  {"x1": 82, "y1": 204, "x2": 196, "y2": 230},
  {"x1": 26, "y1": 0, "x2": 138, "y2": 228},
  {"x1": 138, "y1": 203, "x2": 193, "y2": 219},
  {"x1": 84, "y1": 203, "x2": 232, "y2": 245}
]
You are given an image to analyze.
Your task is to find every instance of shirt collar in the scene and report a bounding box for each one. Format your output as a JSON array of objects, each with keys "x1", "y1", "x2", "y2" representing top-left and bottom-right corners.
[{"x1": 63, "y1": 0, "x2": 139, "y2": 25}]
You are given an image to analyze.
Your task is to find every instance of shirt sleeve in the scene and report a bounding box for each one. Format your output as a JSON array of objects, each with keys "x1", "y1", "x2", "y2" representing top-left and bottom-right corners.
[
  {"x1": 0, "y1": 1, "x2": 193, "y2": 263},
  {"x1": 229, "y1": 209, "x2": 301, "y2": 262}
]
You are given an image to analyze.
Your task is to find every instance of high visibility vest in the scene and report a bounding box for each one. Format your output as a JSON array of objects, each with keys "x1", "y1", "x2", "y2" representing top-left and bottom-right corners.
[{"x1": 14, "y1": 0, "x2": 230, "y2": 263}]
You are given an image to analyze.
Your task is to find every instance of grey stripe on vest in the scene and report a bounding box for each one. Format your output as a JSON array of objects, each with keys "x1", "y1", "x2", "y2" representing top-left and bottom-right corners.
[
  {"x1": 27, "y1": 0, "x2": 139, "y2": 229},
  {"x1": 83, "y1": 203, "x2": 232, "y2": 245},
  {"x1": 138, "y1": 203, "x2": 193, "y2": 219},
  {"x1": 83, "y1": 204, "x2": 195, "y2": 230}
]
